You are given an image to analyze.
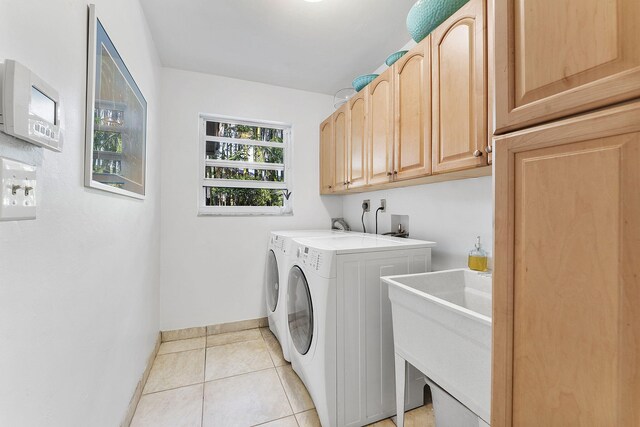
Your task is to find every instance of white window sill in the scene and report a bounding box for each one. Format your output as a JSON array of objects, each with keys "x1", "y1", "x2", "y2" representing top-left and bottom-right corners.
[{"x1": 197, "y1": 206, "x2": 293, "y2": 217}]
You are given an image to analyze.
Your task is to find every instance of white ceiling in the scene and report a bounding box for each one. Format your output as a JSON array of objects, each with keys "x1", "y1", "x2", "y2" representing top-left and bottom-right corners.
[{"x1": 139, "y1": 0, "x2": 417, "y2": 95}]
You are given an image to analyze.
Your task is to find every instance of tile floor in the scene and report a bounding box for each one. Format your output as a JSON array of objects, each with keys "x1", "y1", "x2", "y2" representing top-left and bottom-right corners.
[{"x1": 131, "y1": 327, "x2": 434, "y2": 427}]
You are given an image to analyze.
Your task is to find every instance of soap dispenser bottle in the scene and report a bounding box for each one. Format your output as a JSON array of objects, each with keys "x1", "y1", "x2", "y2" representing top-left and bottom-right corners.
[{"x1": 468, "y1": 236, "x2": 488, "y2": 272}]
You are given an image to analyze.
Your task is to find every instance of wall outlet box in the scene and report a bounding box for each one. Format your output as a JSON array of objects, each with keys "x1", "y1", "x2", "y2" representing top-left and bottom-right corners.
[
  {"x1": 391, "y1": 214, "x2": 409, "y2": 236},
  {"x1": 0, "y1": 157, "x2": 36, "y2": 221}
]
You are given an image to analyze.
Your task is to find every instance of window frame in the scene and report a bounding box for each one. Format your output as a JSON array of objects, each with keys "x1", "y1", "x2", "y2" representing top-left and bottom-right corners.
[{"x1": 198, "y1": 113, "x2": 293, "y2": 216}]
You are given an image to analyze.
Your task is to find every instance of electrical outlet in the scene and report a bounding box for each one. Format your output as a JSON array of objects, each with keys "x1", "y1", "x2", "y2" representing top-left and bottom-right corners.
[
  {"x1": 391, "y1": 214, "x2": 409, "y2": 236},
  {"x1": 380, "y1": 199, "x2": 386, "y2": 212},
  {"x1": 0, "y1": 157, "x2": 36, "y2": 221},
  {"x1": 362, "y1": 199, "x2": 370, "y2": 212}
]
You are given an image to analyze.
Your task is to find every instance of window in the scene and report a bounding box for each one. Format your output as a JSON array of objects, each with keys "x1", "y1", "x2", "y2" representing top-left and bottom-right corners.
[{"x1": 199, "y1": 114, "x2": 292, "y2": 215}]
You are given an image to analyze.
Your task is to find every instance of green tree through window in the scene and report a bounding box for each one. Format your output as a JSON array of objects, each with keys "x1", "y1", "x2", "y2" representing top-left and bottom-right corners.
[{"x1": 200, "y1": 118, "x2": 291, "y2": 214}]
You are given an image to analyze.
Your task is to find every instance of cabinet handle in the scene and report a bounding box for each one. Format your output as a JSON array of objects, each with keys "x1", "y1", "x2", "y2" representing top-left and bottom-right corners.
[
  {"x1": 473, "y1": 150, "x2": 483, "y2": 157},
  {"x1": 387, "y1": 172, "x2": 392, "y2": 176},
  {"x1": 344, "y1": 181, "x2": 348, "y2": 185},
  {"x1": 393, "y1": 171, "x2": 398, "y2": 175},
  {"x1": 328, "y1": 185, "x2": 332, "y2": 189},
  {"x1": 485, "y1": 145, "x2": 492, "y2": 154}
]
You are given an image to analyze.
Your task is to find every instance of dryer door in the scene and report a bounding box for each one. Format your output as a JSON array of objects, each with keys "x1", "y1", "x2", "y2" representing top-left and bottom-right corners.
[
  {"x1": 287, "y1": 265, "x2": 313, "y2": 355},
  {"x1": 266, "y1": 250, "x2": 279, "y2": 312}
]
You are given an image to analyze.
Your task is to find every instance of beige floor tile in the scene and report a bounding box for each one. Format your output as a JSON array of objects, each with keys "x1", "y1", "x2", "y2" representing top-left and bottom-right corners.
[
  {"x1": 205, "y1": 339, "x2": 274, "y2": 381},
  {"x1": 295, "y1": 409, "x2": 321, "y2": 427},
  {"x1": 143, "y1": 349, "x2": 205, "y2": 394},
  {"x1": 259, "y1": 326, "x2": 276, "y2": 340},
  {"x1": 162, "y1": 326, "x2": 206, "y2": 342},
  {"x1": 203, "y1": 369, "x2": 293, "y2": 427},
  {"x1": 130, "y1": 383, "x2": 203, "y2": 427},
  {"x1": 276, "y1": 365, "x2": 314, "y2": 413},
  {"x1": 259, "y1": 326, "x2": 276, "y2": 339},
  {"x1": 368, "y1": 404, "x2": 435, "y2": 427},
  {"x1": 207, "y1": 318, "x2": 262, "y2": 335},
  {"x1": 366, "y1": 418, "x2": 395, "y2": 427},
  {"x1": 404, "y1": 404, "x2": 435, "y2": 427},
  {"x1": 254, "y1": 415, "x2": 299, "y2": 427},
  {"x1": 261, "y1": 327, "x2": 288, "y2": 367},
  {"x1": 206, "y1": 328, "x2": 262, "y2": 347},
  {"x1": 158, "y1": 337, "x2": 206, "y2": 355}
]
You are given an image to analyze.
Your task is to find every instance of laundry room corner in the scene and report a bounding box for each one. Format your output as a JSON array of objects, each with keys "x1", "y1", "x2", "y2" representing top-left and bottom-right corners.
[
  {"x1": 158, "y1": 68, "x2": 343, "y2": 331},
  {"x1": 2, "y1": 0, "x2": 635, "y2": 425}
]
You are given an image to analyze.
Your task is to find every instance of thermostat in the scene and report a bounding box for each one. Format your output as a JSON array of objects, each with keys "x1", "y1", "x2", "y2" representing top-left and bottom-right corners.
[{"x1": 0, "y1": 59, "x2": 63, "y2": 152}]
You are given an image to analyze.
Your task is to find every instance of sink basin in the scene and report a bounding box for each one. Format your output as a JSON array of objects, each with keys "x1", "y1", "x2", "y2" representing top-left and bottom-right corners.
[{"x1": 383, "y1": 269, "x2": 492, "y2": 423}]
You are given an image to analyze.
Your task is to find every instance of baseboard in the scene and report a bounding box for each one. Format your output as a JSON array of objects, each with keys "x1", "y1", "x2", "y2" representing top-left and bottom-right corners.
[
  {"x1": 120, "y1": 332, "x2": 161, "y2": 427},
  {"x1": 161, "y1": 317, "x2": 269, "y2": 342}
]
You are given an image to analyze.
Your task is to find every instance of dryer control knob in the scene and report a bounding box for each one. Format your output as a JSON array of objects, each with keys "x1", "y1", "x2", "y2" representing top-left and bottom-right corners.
[{"x1": 297, "y1": 248, "x2": 302, "y2": 258}]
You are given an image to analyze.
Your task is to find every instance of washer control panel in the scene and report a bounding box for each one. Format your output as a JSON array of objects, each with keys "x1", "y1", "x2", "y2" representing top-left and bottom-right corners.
[
  {"x1": 296, "y1": 245, "x2": 333, "y2": 278},
  {"x1": 270, "y1": 235, "x2": 285, "y2": 253}
]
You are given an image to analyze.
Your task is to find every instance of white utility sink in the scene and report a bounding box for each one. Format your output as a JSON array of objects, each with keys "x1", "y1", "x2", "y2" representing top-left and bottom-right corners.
[{"x1": 382, "y1": 269, "x2": 492, "y2": 425}]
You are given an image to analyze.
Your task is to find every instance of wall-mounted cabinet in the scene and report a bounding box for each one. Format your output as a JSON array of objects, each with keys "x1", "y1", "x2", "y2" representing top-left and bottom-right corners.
[
  {"x1": 347, "y1": 90, "x2": 368, "y2": 189},
  {"x1": 333, "y1": 104, "x2": 348, "y2": 193},
  {"x1": 431, "y1": 0, "x2": 487, "y2": 174},
  {"x1": 368, "y1": 68, "x2": 395, "y2": 186},
  {"x1": 319, "y1": 117, "x2": 334, "y2": 193},
  {"x1": 494, "y1": 0, "x2": 640, "y2": 134},
  {"x1": 393, "y1": 39, "x2": 432, "y2": 181},
  {"x1": 320, "y1": 0, "x2": 490, "y2": 195}
]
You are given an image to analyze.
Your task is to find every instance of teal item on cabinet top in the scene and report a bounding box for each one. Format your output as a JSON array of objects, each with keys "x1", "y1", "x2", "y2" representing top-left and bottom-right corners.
[
  {"x1": 385, "y1": 51, "x2": 408, "y2": 67},
  {"x1": 406, "y1": 0, "x2": 470, "y2": 43},
  {"x1": 352, "y1": 74, "x2": 379, "y2": 92}
]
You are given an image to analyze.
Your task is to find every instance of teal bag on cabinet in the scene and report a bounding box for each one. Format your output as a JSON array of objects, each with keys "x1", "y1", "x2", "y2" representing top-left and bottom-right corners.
[{"x1": 406, "y1": 0, "x2": 470, "y2": 43}]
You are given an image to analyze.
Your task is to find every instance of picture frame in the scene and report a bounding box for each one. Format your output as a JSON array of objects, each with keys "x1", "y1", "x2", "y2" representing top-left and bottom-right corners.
[{"x1": 85, "y1": 4, "x2": 147, "y2": 199}]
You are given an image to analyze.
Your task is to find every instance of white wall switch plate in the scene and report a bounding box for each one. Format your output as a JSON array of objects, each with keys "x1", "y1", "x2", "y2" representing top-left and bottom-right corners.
[{"x1": 0, "y1": 157, "x2": 36, "y2": 221}]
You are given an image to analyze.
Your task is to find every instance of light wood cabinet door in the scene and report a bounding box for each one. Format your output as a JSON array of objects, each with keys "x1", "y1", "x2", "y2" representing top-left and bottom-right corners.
[
  {"x1": 493, "y1": 101, "x2": 640, "y2": 427},
  {"x1": 494, "y1": 0, "x2": 640, "y2": 133},
  {"x1": 393, "y1": 38, "x2": 431, "y2": 181},
  {"x1": 347, "y1": 91, "x2": 368, "y2": 189},
  {"x1": 368, "y1": 69, "x2": 394, "y2": 186},
  {"x1": 432, "y1": 0, "x2": 487, "y2": 174},
  {"x1": 333, "y1": 104, "x2": 348, "y2": 192},
  {"x1": 319, "y1": 117, "x2": 334, "y2": 194}
]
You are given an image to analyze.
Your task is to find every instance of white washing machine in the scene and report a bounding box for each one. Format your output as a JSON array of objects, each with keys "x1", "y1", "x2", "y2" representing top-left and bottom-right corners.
[
  {"x1": 286, "y1": 234, "x2": 437, "y2": 427},
  {"x1": 266, "y1": 230, "x2": 351, "y2": 361}
]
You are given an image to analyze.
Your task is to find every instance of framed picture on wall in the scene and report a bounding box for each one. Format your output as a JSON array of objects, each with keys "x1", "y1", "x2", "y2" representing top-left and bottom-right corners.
[{"x1": 85, "y1": 4, "x2": 147, "y2": 199}]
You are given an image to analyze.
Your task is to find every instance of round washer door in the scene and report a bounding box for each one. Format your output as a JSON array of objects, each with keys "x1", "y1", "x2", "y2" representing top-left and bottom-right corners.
[
  {"x1": 287, "y1": 265, "x2": 313, "y2": 355},
  {"x1": 266, "y1": 250, "x2": 279, "y2": 312}
]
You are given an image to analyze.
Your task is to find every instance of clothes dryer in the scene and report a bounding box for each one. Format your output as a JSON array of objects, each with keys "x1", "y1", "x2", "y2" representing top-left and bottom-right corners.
[
  {"x1": 287, "y1": 234, "x2": 436, "y2": 427},
  {"x1": 265, "y1": 230, "x2": 349, "y2": 361}
]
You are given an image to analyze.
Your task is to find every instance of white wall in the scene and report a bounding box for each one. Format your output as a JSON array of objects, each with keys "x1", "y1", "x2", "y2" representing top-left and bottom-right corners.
[
  {"x1": 0, "y1": 1, "x2": 161, "y2": 426},
  {"x1": 159, "y1": 68, "x2": 342, "y2": 331},
  {"x1": 342, "y1": 177, "x2": 493, "y2": 271}
]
